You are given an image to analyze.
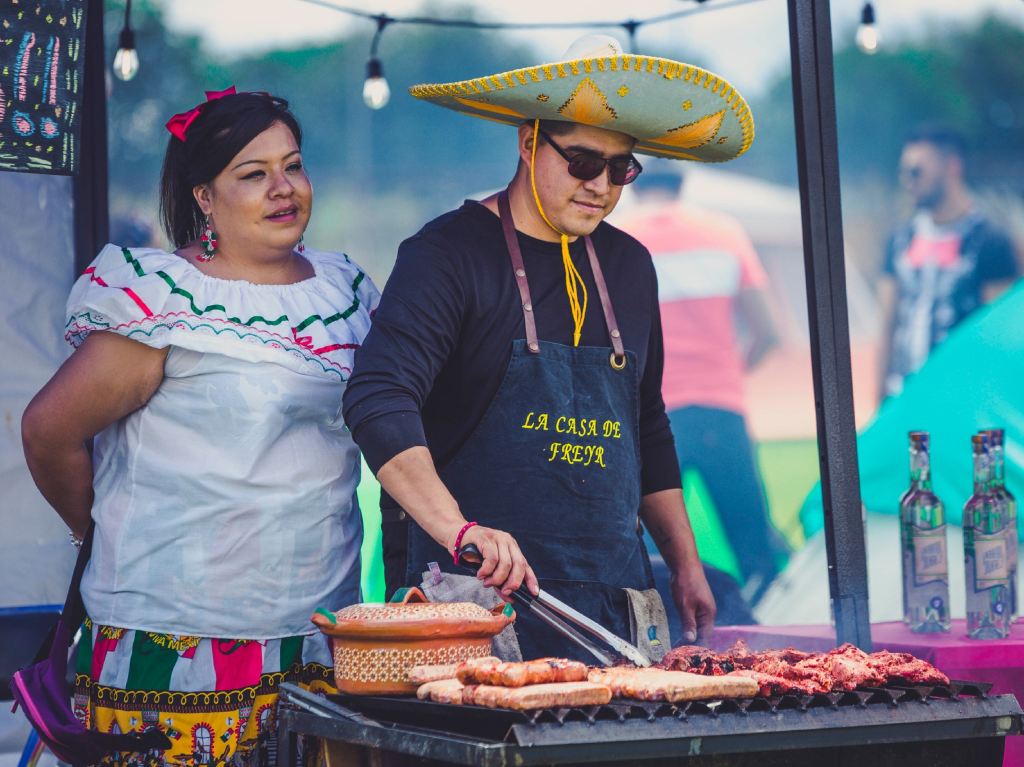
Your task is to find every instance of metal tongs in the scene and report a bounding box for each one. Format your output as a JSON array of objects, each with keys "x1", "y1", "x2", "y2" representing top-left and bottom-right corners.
[{"x1": 456, "y1": 543, "x2": 652, "y2": 667}]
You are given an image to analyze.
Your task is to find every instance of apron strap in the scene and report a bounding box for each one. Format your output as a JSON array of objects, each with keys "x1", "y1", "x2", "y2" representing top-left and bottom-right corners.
[
  {"x1": 584, "y1": 236, "x2": 626, "y2": 364},
  {"x1": 498, "y1": 191, "x2": 540, "y2": 354},
  {"x1": 497, "y1": 189, "x2": 626, "y2": 367}
]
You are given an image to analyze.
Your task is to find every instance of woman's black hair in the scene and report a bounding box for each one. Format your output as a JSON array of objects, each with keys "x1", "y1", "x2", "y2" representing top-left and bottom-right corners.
[{"x1": 159, "y1": 92, "x2": 303, "y2": 248}]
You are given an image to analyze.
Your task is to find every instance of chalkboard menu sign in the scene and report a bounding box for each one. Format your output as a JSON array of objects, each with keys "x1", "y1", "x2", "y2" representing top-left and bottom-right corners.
[{"x1": 1, "y1": 0, "x2": 88, "y2": 175}]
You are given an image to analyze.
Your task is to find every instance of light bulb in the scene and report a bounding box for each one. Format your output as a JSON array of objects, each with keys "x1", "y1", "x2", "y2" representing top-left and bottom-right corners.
[
  {"x1": 113, "y1": 27, "x2": 139, "y2": 81},
  {"x1": 856, "y1": 24, "x2": 879, "y2": 54},
  {"x1": 363, "y1": 58, "x2": 390, "y2": 110},
  {"x1": 856, "y1": 3, "x2": 880, "y2": 54},
  {"x1": 113, "y1": 47, "x2": 139, "y2": 80}
]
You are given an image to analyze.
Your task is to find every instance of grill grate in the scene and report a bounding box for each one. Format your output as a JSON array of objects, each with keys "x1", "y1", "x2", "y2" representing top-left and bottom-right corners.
[
  {"x1": 517, "y1": 680, "x2": 991, "y2": 725},
  {"x1": 331, "y1": 680, "x2": 992, "y2": 739}
]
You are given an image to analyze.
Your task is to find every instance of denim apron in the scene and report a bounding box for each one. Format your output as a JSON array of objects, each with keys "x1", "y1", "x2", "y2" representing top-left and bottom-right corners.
[{"x1": 405, "y1": 192, "x2": 655, "y2": 662}]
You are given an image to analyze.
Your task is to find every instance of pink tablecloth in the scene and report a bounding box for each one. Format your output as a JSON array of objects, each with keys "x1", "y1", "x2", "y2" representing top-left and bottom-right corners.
[{"x1": 712, "y1": 620, "x2": 1024, "y2": 766}]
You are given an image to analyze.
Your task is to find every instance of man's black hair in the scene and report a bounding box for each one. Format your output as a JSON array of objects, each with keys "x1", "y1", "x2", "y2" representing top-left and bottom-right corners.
[
  {"x1": 532, "y1": 119, "x2": 577, "y2": 137},
  {"x1": 903, "y1": 123, "x2": 967, "y2": 160}
]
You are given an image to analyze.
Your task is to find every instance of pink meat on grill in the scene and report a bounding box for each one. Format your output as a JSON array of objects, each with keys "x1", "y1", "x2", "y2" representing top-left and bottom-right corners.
[
  {"x1": 657, "y1": 645, "x2": 736, "y2": 675},
  {"x1": 750, "y1": 646, "x2": 815, "y2": 665},
  {"x1": 750, "y1": 656, "x2": 832, "y2": 694},
  {"x1": 791, "y1": 645, "x2": 884, "y2": 692},
  {"x1": 866, "y1": 651, "x2": 950, "y2": 686},
  {"x1": 654, "y1": 641, "x2": 948, "y2": 696},
  {"x1": 727, "y1": 669, "x2": 823, "y2": 697}
]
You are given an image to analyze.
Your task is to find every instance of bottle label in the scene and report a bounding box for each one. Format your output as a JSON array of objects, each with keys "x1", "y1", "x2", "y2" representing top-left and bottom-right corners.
[
  {"x1": 975, "y1": 533, "x2": 1009, "y2": 586},
  {"x1": 913, "y1": 527, "x2": 948, "y2": 581}
]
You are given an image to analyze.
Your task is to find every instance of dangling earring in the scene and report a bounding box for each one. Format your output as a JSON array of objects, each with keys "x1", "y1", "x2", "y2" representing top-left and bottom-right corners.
[
  {"x1": 198, "y1": 215, "x2": 217, "y2": 262},
  {"x1": 296, "y1": 233, "x2": 305, "y2": 254}
]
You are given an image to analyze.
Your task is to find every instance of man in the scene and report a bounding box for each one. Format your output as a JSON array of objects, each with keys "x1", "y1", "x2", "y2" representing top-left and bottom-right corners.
[
  {"x1": 617, "y1": 169, "x2": 787, "y2": 605},
  {"x1": 343, "y1": 36, "x2": 754, "y2": 659},
  {"x1": 880, "y1": 124, "x2": 1018, "y2": 399}
]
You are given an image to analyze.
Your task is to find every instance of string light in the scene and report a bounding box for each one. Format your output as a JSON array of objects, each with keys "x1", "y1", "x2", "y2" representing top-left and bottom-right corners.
[
  {"x1": 297, "y1": 0, "x2": 768, "y2": 108},
  {"x1": 363, "y1": 16, "x2": 391, "y2": 110},
  {"x1": 855, "y1": 2, "x2": 880, "y2": 55},
  {"x1": 112, "y1": 0, "x2": 769, "y2": 106},
  {"x1": 112, "y1": 0, "x2": 139, "y2": 81},
  {"x1": 297, "y1": 0, "x2": 765, "y2": 31}
]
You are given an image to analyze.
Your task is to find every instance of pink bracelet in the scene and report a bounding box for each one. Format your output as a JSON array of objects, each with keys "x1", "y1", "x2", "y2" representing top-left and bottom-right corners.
[{"x1": 452, "y1": 521, "x2": 478, "y2": 564}]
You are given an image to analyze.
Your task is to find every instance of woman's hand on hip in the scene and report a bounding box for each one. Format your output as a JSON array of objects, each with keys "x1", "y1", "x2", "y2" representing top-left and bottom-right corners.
[
  {"x1": 22, "y1": 331, "x2": 167, "y2": 534},
  {"x1": 459, "y1": 524, "x2": 539, "y2": 597}
]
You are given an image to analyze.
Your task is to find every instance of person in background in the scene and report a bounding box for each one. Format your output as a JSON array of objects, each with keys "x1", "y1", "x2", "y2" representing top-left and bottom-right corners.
[
  {"x1": 21, "y1": 89, "x2": 378, "y2": 766},
  {"x1": 880, "y1": 124, "x2": 1018, "y2": 399},
  {"x1": 617, "y1": 168, "x2": 787, "y2": 606}
]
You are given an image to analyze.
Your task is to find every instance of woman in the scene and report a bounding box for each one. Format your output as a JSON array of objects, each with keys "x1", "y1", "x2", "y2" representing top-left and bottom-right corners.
[{"x1": 21, "y1": 88, "x2": 378, "y2": 766}]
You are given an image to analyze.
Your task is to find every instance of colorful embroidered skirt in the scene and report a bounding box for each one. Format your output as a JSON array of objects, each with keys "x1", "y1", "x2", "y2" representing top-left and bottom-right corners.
[{"x1": 73, "y1": 619, "x2": 335, "y2": 766}]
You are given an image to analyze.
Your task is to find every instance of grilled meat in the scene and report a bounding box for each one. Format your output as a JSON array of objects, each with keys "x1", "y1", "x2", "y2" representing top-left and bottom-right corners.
[
  {"x1": 465, "y1": 681, "x2": 612, "y2": 710},
  {"x1": 866, "y1": 650, "x2": 950, "y2": 686},
  {"x1": 456, "y1": 657, "x2": 588, "y2": 687},
  {"x1": 410, "y1": 657, "x2": 499, "y2": 685},
  {"x1": 658, "y1": 645, "x2": 735, "y2": 675},
  {"x1": 727, "y1": 669, "x2": 824, "y2": 697},
  {"x1": 417, "y1": 678, "x2": 467, "y2": 704},
  {"x1": 654, "y1": 641, "x2": 946, "y2": 695},
  {"x1": 589, "y1": 667, "x2": 757, "y2": 701}
]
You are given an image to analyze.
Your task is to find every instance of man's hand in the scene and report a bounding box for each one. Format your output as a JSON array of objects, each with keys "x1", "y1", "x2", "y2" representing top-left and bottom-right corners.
[
  {"x1": 377, "y1": 447, "x2": 540, "y2": 599},
  {"x1": 456, "y1": 524, "x2": 540, "y2": 598},
  {"x1": 670, "y1": 564, "x2": 716, "y2": 644},
  {"x1": 640, "y1": 488, "x2": 716, "y2": 644}
]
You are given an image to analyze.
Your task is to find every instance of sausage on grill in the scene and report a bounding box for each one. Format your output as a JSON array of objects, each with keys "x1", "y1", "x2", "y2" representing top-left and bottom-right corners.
[
  {"x1": 409, "y1": 657, "x2": 499, "y2": 685},
  {"x1": 456, "y1": 657, "x2": 588, "y2": 687},
  {"x1": 417, "y1": 678, "x2": 466, "y2": 704}
]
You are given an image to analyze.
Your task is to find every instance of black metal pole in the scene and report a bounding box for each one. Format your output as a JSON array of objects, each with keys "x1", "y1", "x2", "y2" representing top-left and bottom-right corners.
[
  {"x1": 786, "y1": 0, "x2": 871, "y2": 649},
  {"x1": 73, "y1": 0, "x2": 109, "y2": 275}
]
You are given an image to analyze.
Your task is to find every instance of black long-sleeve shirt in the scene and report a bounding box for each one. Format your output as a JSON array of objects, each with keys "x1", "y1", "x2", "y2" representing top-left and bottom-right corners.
[{"x1": 343, "y1": 200, "x2": 681, "y2": 507}]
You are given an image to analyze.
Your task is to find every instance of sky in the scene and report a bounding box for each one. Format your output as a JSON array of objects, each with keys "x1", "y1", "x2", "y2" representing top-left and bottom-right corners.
[{"x1": 161, "y1": 0, "x2": 1024, "y2": 96}]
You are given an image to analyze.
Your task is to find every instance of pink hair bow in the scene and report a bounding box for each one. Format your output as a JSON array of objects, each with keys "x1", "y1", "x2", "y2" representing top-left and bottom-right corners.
[{"x1": 164, "y1": 86, "x2": 237, "y2": 142}]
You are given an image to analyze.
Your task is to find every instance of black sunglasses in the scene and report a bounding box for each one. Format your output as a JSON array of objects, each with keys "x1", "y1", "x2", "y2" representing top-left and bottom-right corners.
[
  {"x1": 900, "y1": 165, "x2": 924, "y2": 181},
  {"x1": 538, "y1": 129, "x2": 643, "y2": 186}
]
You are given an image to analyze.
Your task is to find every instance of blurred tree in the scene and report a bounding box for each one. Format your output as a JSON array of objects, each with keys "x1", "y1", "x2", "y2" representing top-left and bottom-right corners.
[{"x1": 743, "y1": 13, "x2": 1024, "y2": 194}]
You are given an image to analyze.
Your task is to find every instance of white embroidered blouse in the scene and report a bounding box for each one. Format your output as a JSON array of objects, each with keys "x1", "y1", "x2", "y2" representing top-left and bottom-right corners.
[{"x1": 65, "y1": 244, "x2": 379, "y2": 638}]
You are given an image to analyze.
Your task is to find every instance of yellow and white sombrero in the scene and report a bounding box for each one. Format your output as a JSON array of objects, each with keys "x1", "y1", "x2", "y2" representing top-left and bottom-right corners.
[{"x1": 409, "y1": 35, "x2": 754, "y2": 163}]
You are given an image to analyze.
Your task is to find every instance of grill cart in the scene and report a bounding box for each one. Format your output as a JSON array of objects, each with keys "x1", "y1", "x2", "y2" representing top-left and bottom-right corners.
[{"x1": 276, "y1": 681, "x2": 1022, "y2": 767}]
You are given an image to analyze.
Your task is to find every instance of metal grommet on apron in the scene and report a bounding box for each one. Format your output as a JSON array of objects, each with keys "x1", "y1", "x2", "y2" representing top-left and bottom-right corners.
[{"x1": 405, "y1": 189, "x2": 654, "y2": 662}]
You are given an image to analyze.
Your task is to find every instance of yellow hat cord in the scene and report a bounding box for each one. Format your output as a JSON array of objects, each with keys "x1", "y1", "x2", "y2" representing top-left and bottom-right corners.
[{"x1": 529, "y1": 118, "x2": 588, "y2": 347}]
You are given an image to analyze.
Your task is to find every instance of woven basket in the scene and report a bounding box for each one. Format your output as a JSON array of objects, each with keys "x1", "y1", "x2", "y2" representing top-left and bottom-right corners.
[{"x1": 311, "y1": 587, "x2": 515, "y2": 695}]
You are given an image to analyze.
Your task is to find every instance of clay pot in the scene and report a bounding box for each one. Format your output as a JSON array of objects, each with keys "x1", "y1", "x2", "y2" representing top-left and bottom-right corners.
[{"x1": 311, "y1": 587, "x2": 516, "y2": 695}]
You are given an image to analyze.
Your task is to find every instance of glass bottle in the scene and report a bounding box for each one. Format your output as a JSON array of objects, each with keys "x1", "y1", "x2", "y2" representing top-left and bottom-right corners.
[
  {"x1": 986, "y1": 428, "x2": 1018, "y2": 620},
  {"x1": 964, "y1": 433, "x2": 1012, "y2": 639},
  {"x1": 899, "y1": 432, "x2": 950, "y2": 632}
]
